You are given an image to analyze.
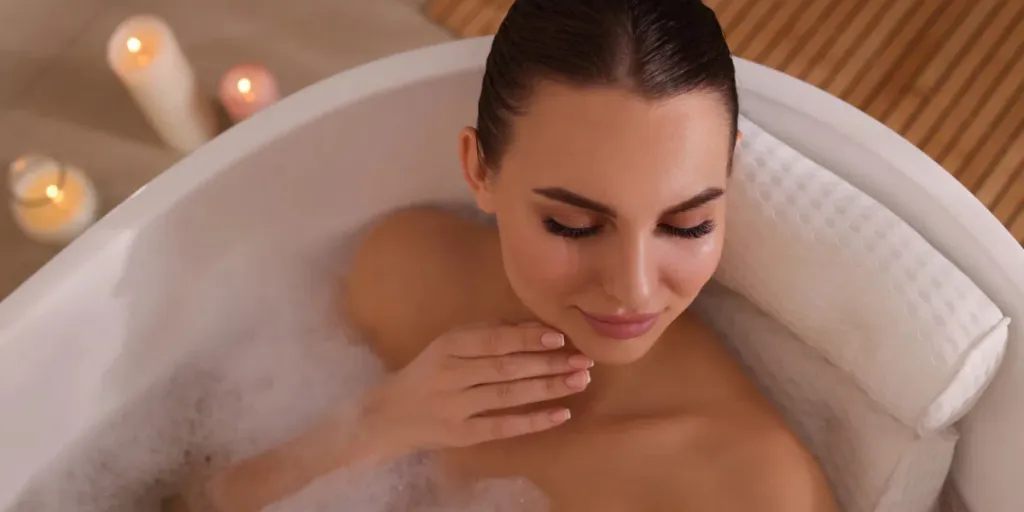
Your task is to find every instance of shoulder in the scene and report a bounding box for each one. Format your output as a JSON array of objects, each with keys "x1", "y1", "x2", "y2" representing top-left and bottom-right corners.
[
  {"x1": 345, "y1": 206, "x2": 481, "y2": 294},
  {"x1": 663, "y1": 413, "x2": 837, "y2": 512},
  {"x1": 654, "y1": 316, "x2": 837, "y2": 510},
  {"x1": 721, "y1": 423, "x2": 836, "y2": 511},
  {"x1": 341, "y1": 206, "x2": 490, "y2": 368}
]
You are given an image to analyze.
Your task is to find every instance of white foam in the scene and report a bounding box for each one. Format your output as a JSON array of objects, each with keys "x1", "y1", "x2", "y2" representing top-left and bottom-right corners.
[{"x1": 7, "y1": 243, "x2": 546, "y2": 511}]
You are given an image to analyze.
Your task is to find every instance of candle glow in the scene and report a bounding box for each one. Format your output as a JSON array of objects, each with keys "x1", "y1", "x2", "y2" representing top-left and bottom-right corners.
[
  {"x1": 219, "y1": 64, "x2": 280, "y2": 122},
  {"x1": 124, "y1": 36, "x2": 153, "y2": 66},
  {"x1": 8, "y1": 156, "x2": 98, "y2": 245},
  {"x1": 237, "y1": 78, "x2": 252, "y2": 94},
  {"x1": 45, "y1": 184, "x2": 63, "y2": 203}
]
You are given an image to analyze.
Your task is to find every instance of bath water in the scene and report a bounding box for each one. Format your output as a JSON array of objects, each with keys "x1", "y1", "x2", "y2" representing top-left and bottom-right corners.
[{"x1": 7, "y1": 243, "x2": 547, "y2": 511}]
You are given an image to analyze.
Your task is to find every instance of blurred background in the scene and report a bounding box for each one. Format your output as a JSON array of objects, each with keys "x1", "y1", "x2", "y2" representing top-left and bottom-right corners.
[{"x1": 0, "y1": 0, "x2": 1021, "y2": 300}]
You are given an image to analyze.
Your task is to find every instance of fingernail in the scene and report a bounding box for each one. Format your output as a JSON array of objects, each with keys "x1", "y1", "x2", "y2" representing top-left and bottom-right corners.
[
  {"x1": 566, "y1": 370, "x2": 590, "y2": 389},
  {"x1": 568, "y1": 354, "x2": 594, "y2": 369},
  {"x1": 550, "y1": 408, "x2": 571, "y2": 423},
  {"x1": 541, "y1": 332, "x2": 565, "y2": 348}
]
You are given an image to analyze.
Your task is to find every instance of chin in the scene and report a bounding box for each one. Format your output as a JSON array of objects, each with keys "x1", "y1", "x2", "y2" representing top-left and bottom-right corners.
[
  {"x1": 567, "y1": 326, "x2": 665, "y2": 366},
  {"x1": 551, "y1": 306, "x2": 678, "y2": 365}
]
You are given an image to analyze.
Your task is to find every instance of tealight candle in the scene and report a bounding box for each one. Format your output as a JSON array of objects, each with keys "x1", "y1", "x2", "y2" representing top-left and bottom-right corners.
[
  {"x1": 106, "y1": 14, "x2": 218, "y2": 153},
  {"x1": 8, "y1": 156, "x2": 99, "y2": 245},
  {"x1": 6, "y1": 153, "x2": 51, "y2": 191},
  {"x1": 218, "y1": 64, "x2": 280, "y2": 123}
]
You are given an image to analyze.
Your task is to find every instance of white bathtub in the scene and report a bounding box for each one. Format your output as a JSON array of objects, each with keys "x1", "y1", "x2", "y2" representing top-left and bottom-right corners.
[{"x1": 1, "y1": 37, "x2": 1022, "y2": 511}]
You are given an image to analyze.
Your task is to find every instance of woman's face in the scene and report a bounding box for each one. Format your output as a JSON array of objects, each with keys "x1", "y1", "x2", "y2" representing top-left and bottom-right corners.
[{"x1": 461, "y1": 82, "x2": 734, "y2": 365}]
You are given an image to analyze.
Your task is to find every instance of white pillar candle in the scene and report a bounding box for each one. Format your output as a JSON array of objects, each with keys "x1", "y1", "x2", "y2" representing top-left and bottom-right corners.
[
  {"x1": 106, "y1": 15, "x2": 218, "y2": 153},
  {"x1": 8, "y1": 156, "x2": 99, "y2": 245},
  {"x1": 219, "y1": 64, "x2": 280, "y2": 123}
]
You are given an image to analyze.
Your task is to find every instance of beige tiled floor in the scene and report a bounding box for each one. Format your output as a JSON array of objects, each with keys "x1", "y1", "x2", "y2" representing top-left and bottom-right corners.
[{"x1": 0, "y1": 0, "x2": 450, "y2": 299}]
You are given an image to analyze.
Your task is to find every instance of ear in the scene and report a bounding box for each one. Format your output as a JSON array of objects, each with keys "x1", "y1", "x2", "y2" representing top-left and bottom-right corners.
[{"x1": 459, "y1": 127, "x2": 497, "y2": 214}]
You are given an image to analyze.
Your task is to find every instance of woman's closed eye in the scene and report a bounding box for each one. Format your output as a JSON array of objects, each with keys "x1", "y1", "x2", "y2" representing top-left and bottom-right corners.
[
  {"x1": 543, "y1": 217, "x2": 602, "y2": 239},
  {"x1": 657, "y1": 220, "x2": 716, "y2": 239},
  {"x1": 542, "y1": 218, "x2": 716, "y2": 240}
]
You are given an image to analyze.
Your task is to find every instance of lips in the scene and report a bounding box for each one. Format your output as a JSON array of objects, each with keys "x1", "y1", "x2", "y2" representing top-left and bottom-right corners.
[{"x1": 579, "y1": 310, "x2": 661, "y2": 340}]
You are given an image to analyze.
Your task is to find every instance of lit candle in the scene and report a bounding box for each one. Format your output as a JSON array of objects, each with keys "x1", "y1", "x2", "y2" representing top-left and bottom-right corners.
[
  {"x1": 218, "y1": 64, "x2": 280, "y2": 123},
  {"x1": 8, "y1": 156, "x2": 99, "y2": 245},
  {"x1": 106, "y1": 15, "x2": 218, "y2": 153},
  {"x1": 6, "y1": 153, "x2": 50, "y2": 191}
]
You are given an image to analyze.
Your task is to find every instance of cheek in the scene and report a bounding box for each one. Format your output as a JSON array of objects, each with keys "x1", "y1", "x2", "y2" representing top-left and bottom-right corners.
[
  {"x1": 498, "y1": 214, "x2": 583, "y2": 297},
  {"x1": 664, "y1": 234, "x2": 724, "y2": 298}
]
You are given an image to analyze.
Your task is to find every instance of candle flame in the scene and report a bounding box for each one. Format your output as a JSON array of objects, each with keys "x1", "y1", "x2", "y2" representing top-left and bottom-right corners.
[
  {"x1": 237, "y1": 78, "x2": 252, "y2": 94},
  {"x1": 126, "y1": 37, "x2": 142, "y2": 53},
  {"x1": 45, "y1": 184, "x2": 64, "y2": 203}
]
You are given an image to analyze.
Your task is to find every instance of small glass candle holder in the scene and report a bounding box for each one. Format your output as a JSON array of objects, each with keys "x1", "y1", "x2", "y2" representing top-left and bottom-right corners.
[{"x1": 8, "y1": 155, "x2": 100, "y2": 245}]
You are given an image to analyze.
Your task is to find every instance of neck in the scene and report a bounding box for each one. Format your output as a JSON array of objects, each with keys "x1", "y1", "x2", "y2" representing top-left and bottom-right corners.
[{"x1": 563, "y1": 347, "x2": 663, "y2": 419}]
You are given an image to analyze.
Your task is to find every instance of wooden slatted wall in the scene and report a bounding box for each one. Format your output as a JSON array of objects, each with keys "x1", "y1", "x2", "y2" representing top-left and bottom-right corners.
[{"x1": 425, "y1": 0, "x2": 1024, "y2": 242}]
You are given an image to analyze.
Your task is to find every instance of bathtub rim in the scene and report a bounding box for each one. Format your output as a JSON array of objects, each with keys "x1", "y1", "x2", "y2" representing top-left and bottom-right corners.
[
  {"x1": 1, "y1": 35, "x2": 1022, "y2": 512},
  {"x1": 1, "y1": 37, "x2": 1018, "y2": 326}
]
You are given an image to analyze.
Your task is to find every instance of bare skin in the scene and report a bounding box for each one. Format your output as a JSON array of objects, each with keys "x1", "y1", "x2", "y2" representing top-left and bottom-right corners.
[
  {"x1": 170, "y1": 83, "x2": 837, "y2": 511},
  {"x1": 343, "y1": 206, "x2": 837, "y2": 511},
  {"x1": 340, "y1": 83, "x2": 836, "y2": 510}
]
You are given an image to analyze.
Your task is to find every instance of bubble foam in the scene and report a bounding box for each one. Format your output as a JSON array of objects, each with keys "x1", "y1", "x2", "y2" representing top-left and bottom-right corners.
[{"x1": 8, "y1": 244, "x2": 546, "y2": 511}]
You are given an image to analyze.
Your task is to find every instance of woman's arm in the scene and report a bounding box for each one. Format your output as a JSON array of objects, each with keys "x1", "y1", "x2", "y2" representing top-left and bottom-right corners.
[
  {"x1": 170, "y1": 408, "x2": 397, "y2": 512},
  {"x1": 168, "y1": 209, "x2": 582, "y2": 511},
  {"x1": 170, "y1": 321, "x2": 587, "y2": 511},
  {"x1": 182, "y1": 209, "x2": 469, "y2": 510}
]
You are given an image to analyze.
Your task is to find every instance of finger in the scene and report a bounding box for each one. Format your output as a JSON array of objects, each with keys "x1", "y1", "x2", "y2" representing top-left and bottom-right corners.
[
  {"x1": 445, "y1": 324, "x2": 565, "y2": 358},
  {"x1": 460, "y1": 408, "x2": 572, "y2": 445},
  {"x1": 453, "y1": 352, "x2": 594, "y2": 387},
  {"x1": 460, "y1": 370, "x2": 591, "y2": 414}
]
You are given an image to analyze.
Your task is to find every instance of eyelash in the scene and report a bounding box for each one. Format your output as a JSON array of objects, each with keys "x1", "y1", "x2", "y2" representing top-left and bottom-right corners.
[{"x1": 542, "y1": 218, "x2": 716, "y2": 240}]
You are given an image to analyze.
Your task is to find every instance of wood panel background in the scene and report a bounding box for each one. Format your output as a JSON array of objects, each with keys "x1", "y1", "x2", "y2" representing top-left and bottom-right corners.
[{"x1": 425, "y1": 0, "x2": 1024, "y2": 242}]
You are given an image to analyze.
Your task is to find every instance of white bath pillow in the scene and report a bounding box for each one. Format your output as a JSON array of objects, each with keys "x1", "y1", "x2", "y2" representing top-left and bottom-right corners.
[
  {"x1": 693, "y1": 282, "x2": 955, "y2": 512},
  {"x1": 714, "y1": 117, "x2": 1010, "y2": 432}
]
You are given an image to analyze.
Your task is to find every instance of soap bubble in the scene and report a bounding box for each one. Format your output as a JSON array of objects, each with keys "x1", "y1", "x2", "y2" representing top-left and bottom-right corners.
[{"x1": 9, "y1": 241, "x2": 545, "y2": 511}]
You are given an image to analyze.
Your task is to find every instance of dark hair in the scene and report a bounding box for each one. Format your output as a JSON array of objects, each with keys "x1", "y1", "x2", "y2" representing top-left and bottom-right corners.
[{"x1": 476, "y1": 0, "x2": 738, "y2": 171}]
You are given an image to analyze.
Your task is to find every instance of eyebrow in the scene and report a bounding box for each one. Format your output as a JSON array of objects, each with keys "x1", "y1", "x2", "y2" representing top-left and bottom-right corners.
[{"x1": 532, "y1": 186, "x2": 725, "y2": 219}]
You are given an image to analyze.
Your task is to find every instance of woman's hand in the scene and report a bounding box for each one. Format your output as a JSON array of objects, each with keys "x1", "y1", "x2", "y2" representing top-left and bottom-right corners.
[{"x1": 360, "y1": 322, "x2": 593, "y2": 457}]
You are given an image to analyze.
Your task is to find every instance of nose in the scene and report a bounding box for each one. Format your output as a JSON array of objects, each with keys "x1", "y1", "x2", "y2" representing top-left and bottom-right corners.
[{"x1": 600, "y1": 233, "x2": 656, "y2": 311}]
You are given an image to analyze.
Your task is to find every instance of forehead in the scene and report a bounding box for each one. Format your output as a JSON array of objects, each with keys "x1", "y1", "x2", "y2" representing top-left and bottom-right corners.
[{"x1": 500, "y1": 82, "x2": 733, "y2": 209}]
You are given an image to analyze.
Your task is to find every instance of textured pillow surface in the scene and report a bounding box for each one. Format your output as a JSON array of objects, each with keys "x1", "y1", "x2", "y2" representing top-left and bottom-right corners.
[
  {"x1": 693, "y1": 282, "x2": 954, "y2": 512},
  {"x1": 689, "y1": 117, "x2": 1012, "y2": 511},
  {"x1": 714, "y1": 117, "x2": 1010, "y2": 432}
]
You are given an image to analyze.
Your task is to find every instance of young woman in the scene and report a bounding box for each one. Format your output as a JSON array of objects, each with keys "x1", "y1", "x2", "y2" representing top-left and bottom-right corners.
[{"x1": 176, "y1": 1, "x2": 837, "y2": 510}]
